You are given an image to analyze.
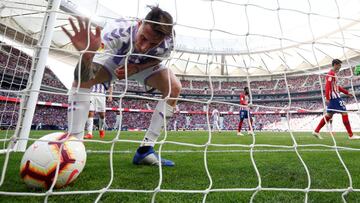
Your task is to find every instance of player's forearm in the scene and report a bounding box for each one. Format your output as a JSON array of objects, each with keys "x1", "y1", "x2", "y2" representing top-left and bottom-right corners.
[
  {"x1": 338, "y1": 86, "x2": 349, "y2": 95},
  {"x1": 82, "y1": 53, "x2": 95, "y2": 67},
  {"x1": 325, "y1": 81, "x2": 331, "y2": 100},
  {"x1": 108, "y1": 85, "x2": 113, "y2": 100},
  {"x1": 108, "y1": 86, "x2": 113, "y2": 96},
  {"x1": 74, "y1": 60, "x2": 95, "y2": 83},
  {"x1": 74, "y1": 61, "x2": 107, "y2": 90}
]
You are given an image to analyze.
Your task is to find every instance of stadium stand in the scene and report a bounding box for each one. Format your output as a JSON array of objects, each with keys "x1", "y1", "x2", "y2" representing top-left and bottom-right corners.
[{"x1": 1, "y1": 43, "x2": 360, "y2": 131}]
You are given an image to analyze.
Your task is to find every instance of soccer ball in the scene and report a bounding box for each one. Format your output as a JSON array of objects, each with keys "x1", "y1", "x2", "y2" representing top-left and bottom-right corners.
[{"x1": 20, "y1": 132, "x2": 86, "y2": 189}]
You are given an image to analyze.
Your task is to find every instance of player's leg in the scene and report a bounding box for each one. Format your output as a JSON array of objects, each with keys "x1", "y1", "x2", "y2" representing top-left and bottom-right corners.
[
  {"x1": 212, "y1": 119, "x2": 216, "y2": 131},
  {"x1": 85, "y1": 94, "x2": 96, "y2": 139},
  {"x1": 328, "y1": 118, "x2": 333, "y2": 131},
  {"x1": 237, "y1": 110, "x2": 246, "y2": 136},
  {"x1": 133, "y1": 68, "x2": 181, "y2": 166},
  {"x1": 313, "y1": 112, "x2": 332, "y2": 139},
  {"x1": 67, "y1": 62, "x2": 106, "y2": 140},
  {"x1": 313, "y1": 99, "x2": 337, "y2": 139},
  {"x1": 216, "y1": 120, "x2": 221, "y2": 132},
  {"x1": 341, "y1": 112, "x2": 360, "y2": 139},
  {"x1": 97, "y1": 94, "x2": 107, "y2": 138},
  {"x1": 85, "y1": 111, "x2": 95, "y2": 139},
  {"x1": 114, "y1": 111, "x2": 121, "y2": 130},
  {"x1": 68, "y1": 87, "x2": 92, "y2": 140},
  {"x1": 237, "y1": 120, "x2": 244, "y2": 136},
  {"x1": 213, "y1": 119, "x2": 219, "y2": 132},
  {"x1": 335, "y1": 98, "x2": 359, "y2": 139},
  {"x1": 98, "y1": 111, "x2": 106, "y2": 138}
]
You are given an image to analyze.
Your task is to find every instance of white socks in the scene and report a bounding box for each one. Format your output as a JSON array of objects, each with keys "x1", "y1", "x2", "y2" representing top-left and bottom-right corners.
[
  {"x1": 141, "y1": 100, "x2": 174, "y2": 147},
  {"x1": 67, "y1": 87, "x2": 91, "y2": 140},
  {"x1": 99, "y1": 118, "x2": 106, "y2": 130},
  {"x1": 86, "y1": 117, "x2": 94, "y2": 135}
]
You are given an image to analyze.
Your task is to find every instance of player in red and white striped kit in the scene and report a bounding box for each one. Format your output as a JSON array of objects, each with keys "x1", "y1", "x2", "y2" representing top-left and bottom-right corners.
[
  {"x1": 237, "y1": 87, "x2": 254, "y2": 136},
  {"x1": 312, "y1": 59, "x2": 360, "y2": 139}
]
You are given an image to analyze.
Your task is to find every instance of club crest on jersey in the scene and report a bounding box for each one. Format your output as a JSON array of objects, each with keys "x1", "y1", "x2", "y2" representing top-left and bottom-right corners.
[{"x1": 97, "y1": 42, "x2": 105, "y2": 53}]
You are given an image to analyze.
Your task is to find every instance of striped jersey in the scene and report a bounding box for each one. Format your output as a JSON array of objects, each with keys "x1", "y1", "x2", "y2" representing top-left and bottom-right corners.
[
  {"x1": 240, "y1": 93, "x2": 249, "y2": 110},
  {"x1": 93, "y1": 18, "x2": 173, "y2": 80},
  {"x1": 91, "y1": 83, "x2": 107, "y2": 94},
  {"x1": 325, "y1": 69, "x2": 349, "y2": 100}
]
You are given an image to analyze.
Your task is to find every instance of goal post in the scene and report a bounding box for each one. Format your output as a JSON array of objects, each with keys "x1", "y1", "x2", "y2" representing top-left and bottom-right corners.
[{"x1": 12, "y1": 0, "x2": 61, "y2": 152}]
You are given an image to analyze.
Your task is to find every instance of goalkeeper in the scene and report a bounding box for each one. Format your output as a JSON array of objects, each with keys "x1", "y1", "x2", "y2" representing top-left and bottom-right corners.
[{"x1": 62, "y1": 6, "x2": 181, "y2": 166}]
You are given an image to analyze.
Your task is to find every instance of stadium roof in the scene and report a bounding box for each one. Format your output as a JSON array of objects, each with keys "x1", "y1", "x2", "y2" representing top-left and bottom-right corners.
[{"x1": 2, "y1": 0, "x2": 360, "y2": 81}]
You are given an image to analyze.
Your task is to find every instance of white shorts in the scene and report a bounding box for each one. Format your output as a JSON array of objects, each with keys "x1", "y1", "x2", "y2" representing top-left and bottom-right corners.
[
  {"x1": 89, "y1": 93, "x2": 106, "y2": 112},
  {"x1": 129, "y1": 64, "x2": 167, "y2": 87},
  {"x1": 102, "y1": 63, "x2": 168, "y2": 91}
]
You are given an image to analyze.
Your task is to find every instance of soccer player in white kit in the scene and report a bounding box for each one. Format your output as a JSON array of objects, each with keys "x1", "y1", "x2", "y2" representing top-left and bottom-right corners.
[
  {"x1": 84, "y1": 83, "x2": 108, "y2": 139},
  {"x1": 62, "y1": 6, "x2": 181, "y2": 166},
  {"x1": 211, "y1": 108, "x2": 221, "y2": 132}
]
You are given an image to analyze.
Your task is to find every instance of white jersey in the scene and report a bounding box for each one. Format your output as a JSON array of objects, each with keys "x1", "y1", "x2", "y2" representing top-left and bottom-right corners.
[
  {"x1": 93, "y1": 18, "x2": 173, "y2": 82},
  {"x1": 89, "y1": 84, "x2": 107, "y2": 112},
  {"x1": 212, "y1": 109, "x2": 220, "y2": 121}
]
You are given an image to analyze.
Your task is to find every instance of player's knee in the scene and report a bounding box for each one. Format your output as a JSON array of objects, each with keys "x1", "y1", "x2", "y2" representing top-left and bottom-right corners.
[{"x1": 170, "y1": 81, "x2": 182, "y2": 98}]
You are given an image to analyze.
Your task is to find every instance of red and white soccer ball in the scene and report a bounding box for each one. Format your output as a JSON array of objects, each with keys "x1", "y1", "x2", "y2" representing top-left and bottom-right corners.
[{"x1": 20, "y1": 132, "x2": 86, "y2": 189}]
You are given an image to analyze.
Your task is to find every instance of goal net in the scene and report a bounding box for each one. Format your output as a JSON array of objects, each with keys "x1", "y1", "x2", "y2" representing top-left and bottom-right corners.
[{"x1": 1, "y1": 0, "x2": 360, "y2": 202}]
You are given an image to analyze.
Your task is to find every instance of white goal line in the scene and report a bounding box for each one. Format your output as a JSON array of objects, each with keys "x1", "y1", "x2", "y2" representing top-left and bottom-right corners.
[{"x1": 85, "y1": 148, "x2": 360, "y2": 154}]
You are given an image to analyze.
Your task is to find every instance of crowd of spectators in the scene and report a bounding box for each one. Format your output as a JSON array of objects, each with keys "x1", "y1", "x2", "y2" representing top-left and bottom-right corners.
[{"x1": 1, "y1": 43, "x2": 360, "y2": 131}]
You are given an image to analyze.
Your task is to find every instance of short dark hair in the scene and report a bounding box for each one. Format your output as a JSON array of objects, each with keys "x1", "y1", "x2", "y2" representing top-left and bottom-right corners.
[
  {"x1": 145, "y1": 6, "x2": 173, "y2": 38},
  {"x1": 332, "y1": 59, "x2": 342, "y2": 66},
  {"x1": 244, "y1": 87, "x2": 249, "y2": 91}
]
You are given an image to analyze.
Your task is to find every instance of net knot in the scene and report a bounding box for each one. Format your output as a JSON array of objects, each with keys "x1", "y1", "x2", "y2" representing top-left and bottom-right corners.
[
  {"x1": 347, "y1": 187, "x2": 353, "y2": 192},
  {"x1": 203, "y1": 188, "x2": 210, "y2": 194},
  {"x1": 99, "y1": 187, "x2": 108, "y2": 194},
  {"x1": 154, "y1": 187, "x2": 161, "y2": 193},
  {"x1": 45, "y1": 190, "x2": 53, "y2": 196}
]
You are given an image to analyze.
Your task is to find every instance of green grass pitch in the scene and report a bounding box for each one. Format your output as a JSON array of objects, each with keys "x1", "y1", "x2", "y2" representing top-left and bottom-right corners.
[{"x1": 1, "y1": 130, "x2": 360, "y2": 202}]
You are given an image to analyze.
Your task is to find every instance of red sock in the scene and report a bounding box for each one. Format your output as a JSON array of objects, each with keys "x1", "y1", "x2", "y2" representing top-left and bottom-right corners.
[
  {"x1": 342, "y1": 114, "x2": 353, "y2": 137},
  {"x1": 315, "y1": 115, "x2": 331, "y2": 133},
  {"x1": 238, "y1": 120, "x2": 243, "y2": 132}
]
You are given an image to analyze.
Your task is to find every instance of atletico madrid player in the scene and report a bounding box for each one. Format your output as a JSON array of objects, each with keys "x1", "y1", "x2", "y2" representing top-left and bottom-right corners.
[{"x1": 312, "y1": 59, "x2": 360, "y2": 139}]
